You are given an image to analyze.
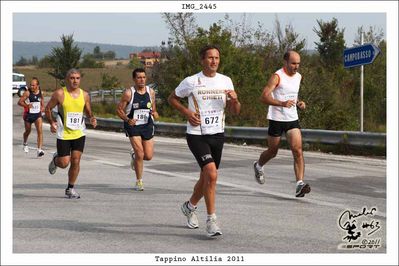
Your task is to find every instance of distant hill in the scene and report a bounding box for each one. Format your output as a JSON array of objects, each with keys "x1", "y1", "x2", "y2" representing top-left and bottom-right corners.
[{"x1": 13, "y1": 41, "x2": 159, "y2": 64}]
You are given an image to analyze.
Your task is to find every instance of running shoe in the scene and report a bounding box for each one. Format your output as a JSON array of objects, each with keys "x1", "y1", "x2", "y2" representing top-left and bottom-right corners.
[
  {"x1": 48, "y1": 152, "x2": 58, "y2": 175},
  {"x1": 181, "y1": 201, "x2": 199, "y2": 229},
  {"x1": 295, "y1": 182, "x2": 311, "y2": 197},
  {"x1": 65, "y1": 187, "x2": 80, "y2": 199},
  {"x1": 253, "y1": 161, "x2": 265, "y2": 184},
  {"x1": 37, "y1": 149, "x2": 45, "y2": 158},
  {"x1": 130, "y1": 148, "x2": 135, "y2": 170},
  {"x1": 23, "y1": 143, "x2": 29, "y2": 153},
  {"x1": 206, "y1": 217, "x2": 222, "y2": 237},
  {"x1": 134, "y1": 179, "x2": 144, "y2": 191}
]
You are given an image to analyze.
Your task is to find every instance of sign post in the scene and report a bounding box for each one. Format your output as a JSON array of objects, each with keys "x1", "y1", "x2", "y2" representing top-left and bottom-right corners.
[{"x1": 343, "y1": 39, "x2": 381, "y2": 132}]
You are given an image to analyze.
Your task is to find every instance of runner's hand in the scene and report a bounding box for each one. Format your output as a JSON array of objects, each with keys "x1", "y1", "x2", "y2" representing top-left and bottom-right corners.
[
  {"x1": 225, "y1": 90, "x2": 238, "y2": 102},
  {"x1": 297, "y1": 101, "x2": 306, "y2": 110},
  {"x1": 127, "y1": 118, "x2": 137, "y2": 126},
  {"x1": 282, "y1": 99, "x2": 296, "y2": 108},
  {"x1": 50, "y1": 122, "x2": 57, "y2": 133},
  {"x1": 90, "y1": 117, "x2": 97, "y2": 128},
  {"x1": 187, "y1": 110, "x2": 201, "y2": 126},
  {"x1": 152, "y1": 111, "x2": 159, "y2": 120}
]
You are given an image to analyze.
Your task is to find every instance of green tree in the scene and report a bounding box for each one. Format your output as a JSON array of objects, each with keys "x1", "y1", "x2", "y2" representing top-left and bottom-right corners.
[
  {"x1": 93, "y1": 46, "x2": 103, "y2": 59},
  {"x1": 163, "y1": 13, "x2": 198, "y2": 48},
  {"x1": 128, "y1": 57, "x2": 143, "y2": 69},
  {"x1": 354, "y1": 26, "x2": 384, "y2": 46},
  {"x1": 48, "y1": 34, "x2": 82, "y2": 83},
  {"x1": 274, "y1": 16, "x2": 306, "y2": 56},
  {"x1": 300, "y1": 18, "x2": 358, "y2": 131},
  {"x1": 103, "y1": 50, "x2": 116, "y2": 60},
  {"x1": 80, "y1": 54, "x2": 105, "y2": 68},
  {"x1": 15, "y1": 56, "x2": 28, "y2": 66},
  {"x1": 351, "y1": 27, "x2": 386, "y2": 132},
  {"x1": 31, "y1": 56, "x2": 39, "y2": 65},
  {"x1": 313, "y1": 18, "x2": 345, "y2": 68},
  {"x1": 100, "y1": 73, "x2": 121, "y2": 89},
  {"x1": 38, "y1": 55, "x2": 52, "y2": 68}
]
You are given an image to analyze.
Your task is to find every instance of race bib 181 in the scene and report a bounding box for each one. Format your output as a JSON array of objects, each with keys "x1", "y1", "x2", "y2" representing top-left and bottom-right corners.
[{"x1": 66, "y1": 112, "x2": 83, "y2": 130}]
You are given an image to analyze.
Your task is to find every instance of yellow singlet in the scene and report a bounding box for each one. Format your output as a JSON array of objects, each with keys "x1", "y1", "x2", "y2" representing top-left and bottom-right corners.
[{"x1": 56, "y1": 87, "x2": 86, "y2": 140}]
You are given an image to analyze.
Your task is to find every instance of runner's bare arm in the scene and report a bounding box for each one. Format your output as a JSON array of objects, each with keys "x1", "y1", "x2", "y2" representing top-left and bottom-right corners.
[
  {"x1": 18, "y1": 90, "x2": 31, "y2": 109},
  {"x1": 226, "y1": 90, "x2": 241, "y2": 115},
  {"x1": 45, "y1": 89, "x2": 63, "y2": 133},
  {"x1": 150, "y1": 88, "x2": 159, "y2": 120},
  {"x1": 116, "y1": 88, "x2": 136, "y2": 126},
  {"x1": 260, "y1": 74, "x2": 295, "y2": 108},
  {"x1": 168, "y1": 91, "x2": 201, "y2": 126},
  {"x1": 83, "y1": 91, "x2": 97, "y2": 128}
]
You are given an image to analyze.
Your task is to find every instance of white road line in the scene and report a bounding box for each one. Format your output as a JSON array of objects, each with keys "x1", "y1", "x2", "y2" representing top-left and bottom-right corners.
[
  {"x1": 83, "y1": 154, "x2": 386, "y2": 217},
  {"x1": 93, "y1": 160, "x2": 125, "y2": 167}
]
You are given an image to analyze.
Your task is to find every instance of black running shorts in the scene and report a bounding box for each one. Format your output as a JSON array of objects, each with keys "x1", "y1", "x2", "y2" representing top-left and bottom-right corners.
[
  {"x1": 186, "y1": 133, "x2": 224, "y2": 169},
  {"x1": 124, "y1": 122, "x2": 154, "y2": 140},
  {"x1": 268, "y1": 120, "x2": 301, "y2": 137},
  {"x1": 23, "y1": 113, "x2": 42, "y2": 124},
  {"x1": 56, "y1": 136, "x2": 86, "y2": 157}
]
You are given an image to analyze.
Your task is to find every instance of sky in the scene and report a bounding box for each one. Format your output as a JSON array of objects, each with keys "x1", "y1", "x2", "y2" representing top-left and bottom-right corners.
[{"x1": 13, "y1": 12, "x2": 386, "y2": 50}]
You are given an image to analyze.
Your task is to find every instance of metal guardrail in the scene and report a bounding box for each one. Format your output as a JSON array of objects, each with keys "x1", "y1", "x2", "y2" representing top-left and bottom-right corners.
[
  {"x1": 89, "y1": 84, "x2": 158, "y2": 102},
  {"x1": 89, "y1": 89, "x2": 124, "y2": 102},
  {"x1": 87, "y1": 117, "x2": 386, "y2": 148}
]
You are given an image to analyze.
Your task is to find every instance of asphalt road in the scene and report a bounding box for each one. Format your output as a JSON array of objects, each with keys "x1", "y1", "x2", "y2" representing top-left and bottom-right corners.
[{"x1": 10, "y1": 97, "x2": 387, "y2": 259}]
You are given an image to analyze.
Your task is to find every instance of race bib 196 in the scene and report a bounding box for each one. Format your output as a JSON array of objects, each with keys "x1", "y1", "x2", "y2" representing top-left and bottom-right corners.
[
  {"x1": 133, "y1": 109, "x2": 150, "y2": 126},
  {"x1": 66, "y1": 112, "x2": 83, "y2": 130}
]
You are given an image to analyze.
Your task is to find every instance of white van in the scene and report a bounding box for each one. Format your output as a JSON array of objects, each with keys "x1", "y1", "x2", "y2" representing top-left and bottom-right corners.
[{"x1": 13, "y1": 72, "x2": 27, "y2": 96}]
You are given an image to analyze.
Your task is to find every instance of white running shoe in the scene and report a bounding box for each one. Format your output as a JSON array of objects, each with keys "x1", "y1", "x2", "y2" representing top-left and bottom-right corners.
[
  {"x1": 253, "y1": 161, "x2": 265, "y2": 184},
  {"x1": 23, "y1": 143, "x2": 29, "y2": 153},
  {"x1": 206, "y1": 217, "x2": 222, "y2": 237},
  {"x1": 48, "y1": 152, "x2": 58, "y2": 175},
  {"x1": 181, "y1": 201, "x2": 199, "y2": 229},
  {"x1": 130, "y1": 148, "x2": 135, "y2": 170},
  {"x1": 37, "y1": 149, "x2": 45, "y2": 158},
  {"x1": 65, "y1": 188, "x2": 80, "y2": 199},
  {"x1": 180, "y1": 201, "x2": 198, "y2": 229}
]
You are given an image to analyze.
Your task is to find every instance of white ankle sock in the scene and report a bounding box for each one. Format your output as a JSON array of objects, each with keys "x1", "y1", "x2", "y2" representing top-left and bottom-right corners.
[
  {"x1": 297, "y1": 180, "x2": 304, "y2": 185},
  {"x1": 207, "y1": 213, "x2": 217, "y2": 221},
  {"x1": 256, "y1": 162, "x2": 263, "y2": 170},
  {"x1": 188, "y1": 201, "x2": 196, "y2": 210}
]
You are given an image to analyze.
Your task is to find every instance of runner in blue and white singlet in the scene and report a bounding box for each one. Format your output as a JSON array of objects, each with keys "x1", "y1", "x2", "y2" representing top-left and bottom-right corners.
[
  {"x1": 17, "y1": 77, "x2": 45, "y2": 157},
  {"x1": 116, "y1": 68, "x2": 159, "y2": 192}
]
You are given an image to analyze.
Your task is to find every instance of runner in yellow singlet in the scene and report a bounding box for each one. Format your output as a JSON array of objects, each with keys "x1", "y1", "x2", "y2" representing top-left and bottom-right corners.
[{"x1": 45, "y1": 68, "x2": 97, "y2": 199}]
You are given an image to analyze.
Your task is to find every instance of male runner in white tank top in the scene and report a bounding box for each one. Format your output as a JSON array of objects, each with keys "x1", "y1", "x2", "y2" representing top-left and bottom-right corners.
[
  {"x1": 168, "y1": 45, "x2": 241, "y2": 237},
  {"x1": 253, "y1": 50, "x2": 311, "y2": 198}
]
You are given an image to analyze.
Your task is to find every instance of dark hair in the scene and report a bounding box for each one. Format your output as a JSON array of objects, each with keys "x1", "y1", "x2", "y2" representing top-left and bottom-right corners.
[
  {"x1": 31, "y1": 77, "x2": 40, "y2": 85},
  {"x1": 199, "y1": 45, "x2": 220, "y2": 59},
  {"x1": 132, "y1": 68, "x2": 146, "y2": 79}
]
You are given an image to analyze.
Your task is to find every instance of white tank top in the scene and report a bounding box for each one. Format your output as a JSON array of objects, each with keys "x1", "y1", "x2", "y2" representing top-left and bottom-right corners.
[
  {"x1": 175, "y1": 72, "x2": 234, "y2": 135},
  {"x1": 267, "y1": 68, "x2": 302, "y2": 121}
]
